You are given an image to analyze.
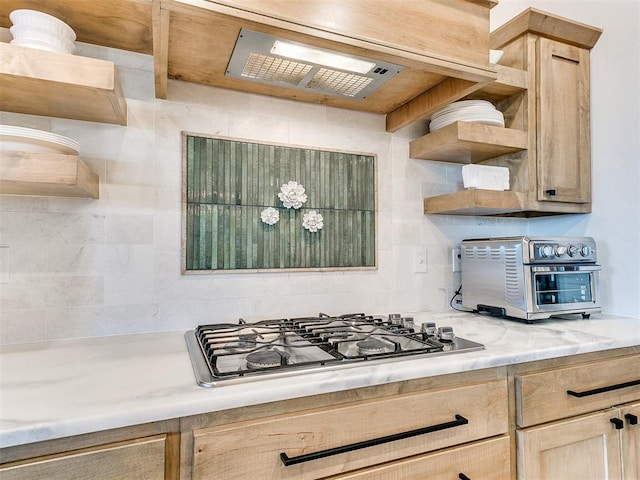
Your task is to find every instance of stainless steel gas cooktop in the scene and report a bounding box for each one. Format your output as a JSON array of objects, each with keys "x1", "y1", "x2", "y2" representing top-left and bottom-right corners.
[{"x1": 185, "y1": 313, "x2": 484, "y2": 387}]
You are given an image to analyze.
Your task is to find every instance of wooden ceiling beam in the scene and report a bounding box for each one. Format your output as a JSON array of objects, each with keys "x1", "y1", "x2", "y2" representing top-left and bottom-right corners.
[{"x1": 153, "y1": 0, "x2": 170, "y2": 99}]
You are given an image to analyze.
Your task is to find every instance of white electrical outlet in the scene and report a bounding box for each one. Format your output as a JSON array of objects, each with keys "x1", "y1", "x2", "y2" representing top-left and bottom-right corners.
[
  {"x1": 414, "y1": 248, "x2": 428, "y2": 273},
  {"x1": 451, "y1": 247, "x2": 461, "y2": 272}
]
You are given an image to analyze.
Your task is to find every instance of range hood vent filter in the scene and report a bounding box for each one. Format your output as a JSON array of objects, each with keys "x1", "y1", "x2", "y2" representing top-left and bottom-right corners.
[{"x1": 226, "y1": 29, "x2": 404, "y2": 100}]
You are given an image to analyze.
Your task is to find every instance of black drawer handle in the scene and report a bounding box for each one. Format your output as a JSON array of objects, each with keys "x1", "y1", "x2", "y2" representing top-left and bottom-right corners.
[
  {"x1": 566, "y1": 379, "x2": 640, "y2": 398},
  {"x1": 611, "y1": 418, "x2": 624, "y2": 430},
  {"x1": 459, "y1": 474, "x2": 471, "y2": 480},
  {"x1": 279, "y1": 414, "x2": 469, "y2": 466},
  {"x1": 626, "y1": 413, "x2": 638, "y2": 425},
  {"x1": 546, "y1": 189, "x2": 556, "y2": 196}
]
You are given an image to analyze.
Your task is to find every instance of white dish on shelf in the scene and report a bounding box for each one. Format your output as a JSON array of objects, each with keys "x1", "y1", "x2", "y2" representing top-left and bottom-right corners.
[
  {"x1": 429, "y1": 100, "x2": 504, "y2": 132},
  {"x1": 432, "y1": 100, "x2": 495, "y2": 119},
  {"x1": 9, "y1": 9, "x2": 76, "y2": 41},
  {"x1": 10, "y1": 37, "x2": 69, "y2": 54},
  {"x1": 10, "y1": 25, "x2": 76, "y2": 54},
  {"x1": 0, "y1": 125, "x2": 79, "y2": 154},
  {"x1": 490, "y1": 49, "x2": 504, "y2": 64}
]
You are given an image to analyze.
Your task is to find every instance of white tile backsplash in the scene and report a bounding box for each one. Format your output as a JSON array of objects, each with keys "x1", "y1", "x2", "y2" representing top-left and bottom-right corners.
[{"x1": 2, "y1": 3, "x2": 638, "y2": 343}]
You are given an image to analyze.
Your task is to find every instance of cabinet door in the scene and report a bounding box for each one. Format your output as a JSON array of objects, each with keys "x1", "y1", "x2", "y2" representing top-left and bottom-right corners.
[
  {"x1": 517, "y1": 410, "x2": 622, "y2": 480},
  {"x1": 326, "y1": 436, "x2": 510, "y2": 480},
  {"x1": 537, "y1": 37, "x2": 591, "y2": 204},
  {"x1": 192, "y1": 380, "x2": 507, "y2": 480},
  {"x1": 620, "y1": 402, "x2": 640, "y2": 480},
  {"x1": 0, "y1": 435, "x2": 166, "y2": 480}
]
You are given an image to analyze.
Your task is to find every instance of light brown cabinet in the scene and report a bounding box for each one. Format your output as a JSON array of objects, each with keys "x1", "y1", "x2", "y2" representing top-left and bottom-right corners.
[
  {"x1": 0, "y1": 418, "x2": 181, "y2": 480},
  {"x1": 420, "y1": 8, "x2": 602, "y2": 217},
  {"x1": 189, "y1": 379, "x2": 509, "y2": 480},
  {"x1": 515, "y1": 354, "x2": 640, "y2": 479},
  {"x1": 0, "y1": 435, "x2": 167, "y2": 480}
]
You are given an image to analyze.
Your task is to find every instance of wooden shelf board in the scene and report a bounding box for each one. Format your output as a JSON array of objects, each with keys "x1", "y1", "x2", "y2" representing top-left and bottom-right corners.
[
  {"x1": 0, "y1": 43, "x2": 127, "y2": 125},
  {"x1": 423, "y1": 189, "x2": 525, "y2": 215},
  {"x1": 467, "y1": 64, "x2": 527, "y2": 102},
  {"x1": 0, "y1": 151, "x2": 99, "y2": 199},
  {"x1": 410, "y1": 121, "x2": 527, "y2": 163}
]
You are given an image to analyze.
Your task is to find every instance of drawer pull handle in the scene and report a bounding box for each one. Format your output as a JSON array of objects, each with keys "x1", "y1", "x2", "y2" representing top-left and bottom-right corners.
[
  {"x1": 279, "y1": 414, "x2": 469, "y2": 466},
  {"x1": 625, "y1": 414, "x2": 638, "y2": 425},
  {"x1": 566, "y1": 379, "x2": 640, "y2": 398},
  {"x1": 610, "y1": 418, "x2": 624, "y2": 430},
  {"x1": 459, "y1": 474, "x2": 471, "y2": 480}
]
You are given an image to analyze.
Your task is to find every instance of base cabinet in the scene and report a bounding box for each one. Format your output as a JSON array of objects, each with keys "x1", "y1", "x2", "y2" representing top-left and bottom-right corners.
[
  {"x1": 328, "y1": 436, "x2": 510, "y2": 480},
  {"x1": 190, "y1": 379, "x2": 508, "y2": 480},
  {"x1": 0, "y1": 435, "x2": 167, "y2": 480},
  {"x1": 515, "y1": 354, "x2": 640, "y2": 480},
  {"x1": 620, "y1": 402, "x2": 640, "y2": 480},
  {"x1": 517, "y1": 409, "x2": 622, "y2": 480}
]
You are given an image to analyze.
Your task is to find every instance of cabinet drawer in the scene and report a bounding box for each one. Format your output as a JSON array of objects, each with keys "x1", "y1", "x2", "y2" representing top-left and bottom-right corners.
[
  {"x1": 328, "y1": 436, "x2": 510, "y2": 480},
  {"x1": 0, "y1": 435, "x2": 166, "y2": 480},
  {"x1": 192, "y1": 379, "x2": 507, "y2": 480},
  {"x1": 516, "y1": 354, "x2": 640, "y2": 427}
]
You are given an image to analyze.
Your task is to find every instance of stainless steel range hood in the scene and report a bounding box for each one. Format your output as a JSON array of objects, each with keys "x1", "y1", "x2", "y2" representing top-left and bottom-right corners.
[{"x1": 226, "y1": 29, "x2": 405, "y2": 100}]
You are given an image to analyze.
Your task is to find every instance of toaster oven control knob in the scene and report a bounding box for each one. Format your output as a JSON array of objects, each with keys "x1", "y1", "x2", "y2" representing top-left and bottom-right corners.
[
  {"x1": 540, "y1": 245, "x2": 554, "y2": 258},
  {"x1": 554, "y1": 245, "x2": 567, "y2": 257},
  {"x1": 580, "y1": 245, "x2": 591, "y2": 257},
  {"x1": 568, "y1": 245, "x2": 579, "y2": 257},
  {"x1": 437, "y1": 326, "x2": 455, "y2": 342}
]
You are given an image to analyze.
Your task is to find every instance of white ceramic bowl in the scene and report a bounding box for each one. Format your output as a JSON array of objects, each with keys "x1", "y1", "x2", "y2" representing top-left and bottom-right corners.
[
  {"x1": 9, "y1": 9, "x2": 76, "y2": 41},
  {"x1": 10, "y1": 25, "x2": 75, "y2": 54}
]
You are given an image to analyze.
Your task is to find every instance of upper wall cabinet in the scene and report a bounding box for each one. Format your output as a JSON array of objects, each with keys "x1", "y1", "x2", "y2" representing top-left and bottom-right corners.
[
  {"x1": 419, "y1": 8, "x2": 602, "y2": 217},
  {"x1": 0, "y1": 0, "x2": 498, "y2": 125}
]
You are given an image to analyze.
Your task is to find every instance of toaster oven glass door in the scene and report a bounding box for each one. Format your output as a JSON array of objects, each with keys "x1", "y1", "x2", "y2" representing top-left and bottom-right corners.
[{"x1": 529, "y1": 265, "x2": 600, "y2": 311}]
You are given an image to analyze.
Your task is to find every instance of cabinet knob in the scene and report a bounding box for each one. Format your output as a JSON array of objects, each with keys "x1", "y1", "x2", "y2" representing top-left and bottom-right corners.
[
  {"x1": 625, "y1": 413, "x2": 638, "y2": 425},
  {"x1": 545, "y1": 189, "x2": 556, "y2": 196},
  {"x1": 610, "y1": 417, "x2": 624, "y2": 430}
]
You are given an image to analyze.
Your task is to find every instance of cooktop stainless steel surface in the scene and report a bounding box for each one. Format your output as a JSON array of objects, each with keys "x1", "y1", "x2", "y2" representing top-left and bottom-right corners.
[{"x1": 185, "y1": 313, "x2": 484, "y2": 387}]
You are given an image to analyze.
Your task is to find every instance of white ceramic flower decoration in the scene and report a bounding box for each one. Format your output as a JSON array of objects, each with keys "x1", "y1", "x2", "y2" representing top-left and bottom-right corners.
[
  {"x1": 278, "y1": 181, "x2": 308, "y2": 209},
  {"x1": 260, "y1": 207, "x2": 280, "y2": 225},
  {"x1": 302, "y1": 210, "x2": 324, "y2": 232}
]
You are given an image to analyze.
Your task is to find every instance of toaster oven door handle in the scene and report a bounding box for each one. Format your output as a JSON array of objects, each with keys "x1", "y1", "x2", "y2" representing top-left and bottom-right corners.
[
  {"x1": 530, "y1": 265, "x2": 601, "y2": 273},
  {"x1": 567, "y1": 379, "x2": 640, "y2": 398},
  {"x1": 279, "y1": 414, "x2": 469, "y2": 466}
]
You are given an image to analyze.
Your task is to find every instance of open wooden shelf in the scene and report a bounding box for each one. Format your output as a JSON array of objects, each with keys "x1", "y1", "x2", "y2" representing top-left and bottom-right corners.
[
  {"x1": 466, "y1": 64, "x2": 527, "y2": 103},
  {"x1": 410, "y1": 121, "x2": 528, "y2": 163},
  {"x1": 423, "y1": 189, "x2": 525, "y2": 216},
  {"x1": 0, "y1": 42, "x2": 127, "y2": 125},
  {"x1": 0, "y1": 150, "x2": 99, "y2": 199}
]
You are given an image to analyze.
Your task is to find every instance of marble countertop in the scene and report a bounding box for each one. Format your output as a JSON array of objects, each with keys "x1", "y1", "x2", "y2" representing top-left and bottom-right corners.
[{"x1": 1, "y1": 311, "x2": 639, "y2": 449}]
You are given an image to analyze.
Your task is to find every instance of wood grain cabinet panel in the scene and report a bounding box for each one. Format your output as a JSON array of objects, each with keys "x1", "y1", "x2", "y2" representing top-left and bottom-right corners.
[
  {"x1": 620, "y1": 401, "x2": 640, "y2": 480},
  {"x1": 515, "y1": 354, "x2": 640, "y2": 427},
  {"x1": 191, "y1": 379, "x2": 508, "y2": 480},
  {"x1": 536, "y1": 38, "x2": 591, "y2": 204},
  {"x1": 517, "y1": 409, "x2": 623, "y2": 480},
  {"x1": 0, "y1": 435, "x2": 166, "y2": 480},
  {"x1": 326, "y1": 436, "x2": 511, "y2": 480}
]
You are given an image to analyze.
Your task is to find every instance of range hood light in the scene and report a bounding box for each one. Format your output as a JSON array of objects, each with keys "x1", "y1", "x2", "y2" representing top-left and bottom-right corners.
[{"x1": 271, "y1": 40, "x2": 376, "y2": 74}]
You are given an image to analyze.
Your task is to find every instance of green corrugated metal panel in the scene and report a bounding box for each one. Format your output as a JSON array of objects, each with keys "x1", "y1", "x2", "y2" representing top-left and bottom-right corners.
[{"x1": 184, "y1": 135, "x2": 375, "y2": 271}]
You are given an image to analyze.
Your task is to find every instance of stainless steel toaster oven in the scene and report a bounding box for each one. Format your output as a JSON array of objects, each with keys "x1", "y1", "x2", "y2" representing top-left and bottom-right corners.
[{"x1": 460, "y1": 236, "x2": 601, "y2": 322}]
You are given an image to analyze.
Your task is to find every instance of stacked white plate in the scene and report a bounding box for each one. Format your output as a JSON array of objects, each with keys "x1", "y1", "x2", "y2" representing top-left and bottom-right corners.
[
  {"x1": 9, "y1": 9, "x2": 76, "y2": 54},
  {"x1": 0, "y1": 125, "x2": 79, "y2": 154},
  {"x1": 429, "y1": 100, "x2": 504, "y2": 133}
]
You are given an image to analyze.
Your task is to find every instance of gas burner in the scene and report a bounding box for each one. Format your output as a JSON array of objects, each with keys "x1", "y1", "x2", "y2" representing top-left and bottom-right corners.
[
  {"x1": 356, "y1": 339, "x2": 388, "y2": 355},
  {"x1": 246, "y1": 350, "x2": 290, "y2": 369},
  {"x1": 186, "y1": 313, "x2": 485, "y2": 386}
]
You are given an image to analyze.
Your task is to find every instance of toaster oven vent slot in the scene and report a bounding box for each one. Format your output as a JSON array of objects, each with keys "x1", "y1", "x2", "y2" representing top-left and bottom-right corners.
[{"x1": 504, "y1": 245, "x2": 521, "y2": 305}]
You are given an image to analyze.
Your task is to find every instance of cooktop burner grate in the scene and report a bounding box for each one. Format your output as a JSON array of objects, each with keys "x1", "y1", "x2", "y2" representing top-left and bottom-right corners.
[{"x1": 186, "y1": 313, "x2": 484, "y2": 387}]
